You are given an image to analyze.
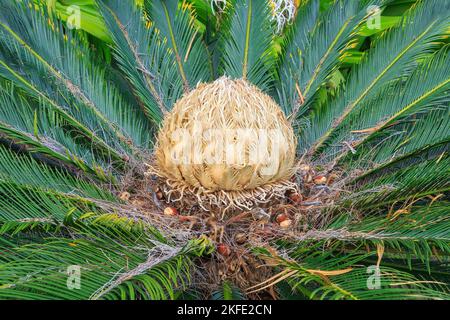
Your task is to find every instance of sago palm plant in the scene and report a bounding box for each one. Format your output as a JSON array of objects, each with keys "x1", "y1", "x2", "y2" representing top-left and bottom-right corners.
[{"x1": 0, "y1": 0, "x2": 449, "y2": 300}]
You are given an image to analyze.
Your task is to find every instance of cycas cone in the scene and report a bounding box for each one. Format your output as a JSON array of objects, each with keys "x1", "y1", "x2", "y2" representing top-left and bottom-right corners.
[{"x1": 151, "y1": 77, "x2": 297, "y2": 210}]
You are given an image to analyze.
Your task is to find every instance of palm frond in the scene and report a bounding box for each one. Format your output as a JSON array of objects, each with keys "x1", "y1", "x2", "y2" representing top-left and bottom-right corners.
[
  {"x1": 347, "y1": 108, "x2": 449, "y2": 182},
  {"x1": 0, "y1": 84, "x2": 116, "y2": 182},
  {"x1": 329, "y1": 202, "x2": 450, "y2": 265},
  {"x1": 0, "y1": 0, "x2": 152, "y2": 160},
  {"x1": 344, "y1": 155, "x2": 449, "y2": 210},
  {"x1": 0, "y1": 180, "x2": 100, "y2": 224},
  {"x1": 218, "y1": 0, "x2": 276, "y2": 91},
  {"x1": 336, "y1": 48, "x2": 449, "y2": 170},
  {"x1": 0, "y1": 144, "x2": 115, "y2": 201},
  {"x1": 278, "y1": 0, "x2": 372, "y2": 119},
  {"x1": 146, "y1": 0, "x2": 212, "y2": 92},
  {"x1": 253, "y1": 243, "x2": 449, "y2": 300},
  {"x1": 276, "y1": 0, "x2": 320, "y2": 114},
  {"x1": 300, "y1": 0, "x2": 449, "y2": 154},
  {"x1": 0, "y1": 223, "x2": 212, "y2": 300},
  {"x1": 98, "y1": 0, "x2": 173, "y2": 122}
]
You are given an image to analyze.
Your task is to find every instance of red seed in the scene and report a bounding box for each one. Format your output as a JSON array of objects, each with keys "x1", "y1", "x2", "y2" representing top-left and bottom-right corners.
[
  {"x1": 327, "y1": 173, "x2": 338, "y2": 185},
  {"x1": 179, "y1": 215, "x2": 197, "y2": 223},
  {"x1": 217, "y1": 243, "x2": 231, "y2": 256},
  {"x1": 276, "y1": 213, "x2": 288, "y2": 224}
]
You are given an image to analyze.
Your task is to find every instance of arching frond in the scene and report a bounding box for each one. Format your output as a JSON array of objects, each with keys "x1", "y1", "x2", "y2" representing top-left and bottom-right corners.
[
  {"x1": 98, "y1": 0, "x2": 176, "y2": 121},
  {"x1": 300, "y1": 0, "x2": 449, "y2": 153},
  {"x1": 338, "y1": 48, "x2": 450, "y2": 168},
  {"x1": 0, "y1": 84, "x2": 116, "y2": 182},
  {"x1": 0, "y1": 224, "x2": 212, "y2": 300},
  {"x1": 0, "y1": 0, "x2": 152, "y2": 161},
  {"x1": 146, "y1": 0, "x2": 212, "y2": 92},
  {"x1": 219, "y1": 0, "x2": 277, "y2": 91},
  {"x1": 253, "y1": 243, "x2": 449, "y2": 300}
]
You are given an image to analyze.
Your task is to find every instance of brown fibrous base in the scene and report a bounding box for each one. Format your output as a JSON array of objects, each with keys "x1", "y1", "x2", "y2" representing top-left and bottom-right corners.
[{"x1": 111, "y1": 160, "x2": 345, "y2": 299}]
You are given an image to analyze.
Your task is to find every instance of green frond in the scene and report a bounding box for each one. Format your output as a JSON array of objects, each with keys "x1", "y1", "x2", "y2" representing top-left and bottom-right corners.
[
  {"x1": 0, "y1": 84, "x2": 116, "y2": 182},
  {"x1": 0, "y1": 179, "x2": 106, "y2": 224},
  {"x1": 253, "y1": 244, "x2": 449, "y2": 300},
  {"x1": 0, "y1": 0, "x2": 152, "y2": 160},
  {"x1": 0, "y1": 144, "x2": 115, "y2": 201},
  {"x1": 98, "y1": 0, "x2": 173, "y2": 122},
  {"x1": 302, "y1": 267, "x2": 449, "y2": 300},
  {"x1": 146, "y1": 0, "x2": 212, "y2": 92},
  {"x1": 344, "y1": 155, "x2": 449, "y2": 210},
  {"x1": 278, "y1": 0, "x2": 368, "y2": 118},
  {"x1": 276, "y1": 0, "x2": 320, "y2": 114},
  {"x1": 327, "y1": 202, "x2": 450, "y2": 268},
  {"x1": 218, "y1": 0, "x2": 276, "y2": 91},
  {"x1": 0, "y1": 58, "x2": 126, "y2": 167},
  {"x1": 0, "y1": 224, "x2": 212, "y2": 300},
  {"x1": 324, "y1": 45, "x2": 450, "y2": 162},
  {"x1": 337, "y1": 47, "x2": 450, "y2": 170},
  {"x1": 347, "y1": 108, "x2": 449, "y2": 181},
  {"x1": 299, "y1": 0, "x2": 449, "y2": 154},
  {"x1": 211, "y1": 281, "x2": 245, "y2": 300}
]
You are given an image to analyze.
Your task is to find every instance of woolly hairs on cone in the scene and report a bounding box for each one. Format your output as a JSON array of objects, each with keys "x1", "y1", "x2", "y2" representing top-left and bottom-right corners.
[{"x1": 150, "y1": 77, "x2": 297, "y2": 211}]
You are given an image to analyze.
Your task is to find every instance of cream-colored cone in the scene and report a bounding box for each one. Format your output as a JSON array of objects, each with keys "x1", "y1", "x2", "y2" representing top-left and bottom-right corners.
[{"x1": 151, "y1": 77, "x2": 297, "y2": 210}]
